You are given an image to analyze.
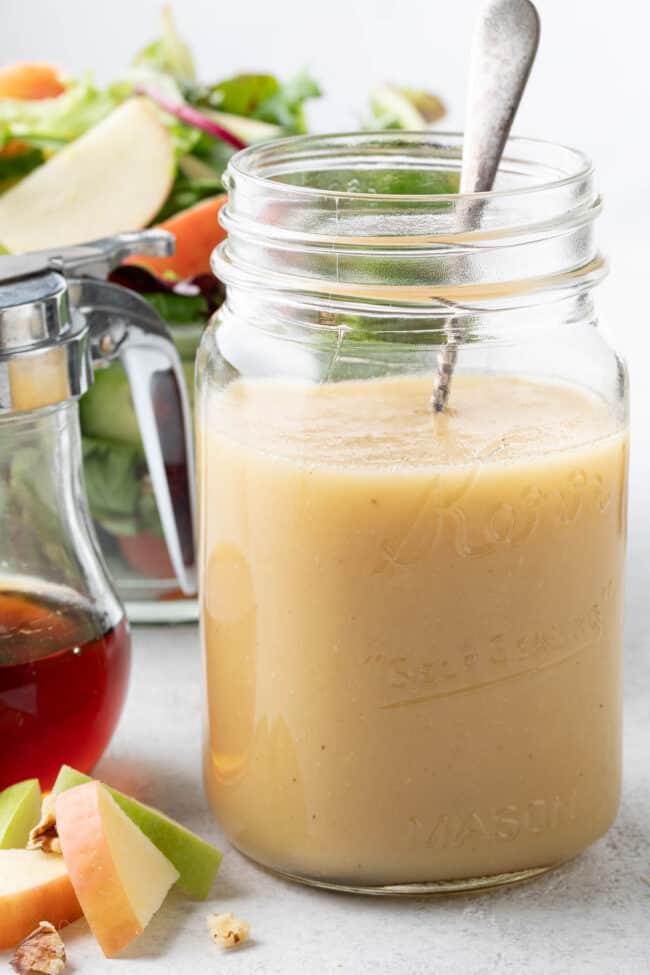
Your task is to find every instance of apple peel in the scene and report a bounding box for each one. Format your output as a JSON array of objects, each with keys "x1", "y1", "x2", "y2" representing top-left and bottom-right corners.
[
  {"x1": 55, "y1": 782, "x2": 179, "y2": 958},
  {"x1": 52, "y1": 766, "x2": 222, "y2": 899},
  {"x1": 0, "y1": 779, "x2": 42, "y2": 850},
  {"x1": 0, "y1": 850, "x2": 82, "y2": 951}
]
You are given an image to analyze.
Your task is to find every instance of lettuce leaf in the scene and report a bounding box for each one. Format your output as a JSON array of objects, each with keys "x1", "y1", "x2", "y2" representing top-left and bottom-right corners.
[
  {"x1": 367, "y1": 84, "x2": 446, "y2": 131},
  {"x1": 205, "y1": 74, "x2": 280, "y2": 116},
  {"x1": 109, "y1": 264, "x2": 224, "y2": 323},
  {"x1": 82, "y1": 435, "x2": 142, "y2": 535},
  {"x1": 139, "y1": 291, "x2": 210, "y2": 323},
  {"x1": 199, "y1": 69, "x2": 320, "y2": 133},
  {"x1": 0, "y1": 77, "x2": 117, "y2": 149},
  {"x1": 253, "y1": 69, "x2": 321, "y2": 131},
  {"x1": 0, "y1": 4, "x2": 322, "y2": 220},
  {"x1": 154, "y1": 173, "x2": 223, "y2": 221},
  {"x1": 0, "y1": 146, "x2": 45, "y2": 190},
  {"x1": 131, "y1": 6, "x2": 196, "y2": 83}
]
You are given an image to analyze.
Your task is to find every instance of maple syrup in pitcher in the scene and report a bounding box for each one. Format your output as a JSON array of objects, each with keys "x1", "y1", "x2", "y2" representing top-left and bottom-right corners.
[
  {"x1": 0, "y1": 232, "x2": 197, "y2": 791},
  {"x1": 0, "y1": 586, "x2": 130, "y2": 790}
]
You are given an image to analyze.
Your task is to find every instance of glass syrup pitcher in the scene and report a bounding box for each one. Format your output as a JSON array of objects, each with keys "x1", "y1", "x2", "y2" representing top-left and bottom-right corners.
[{"x1": 0, "y1": 230, "x2": 196, "y2": 790}]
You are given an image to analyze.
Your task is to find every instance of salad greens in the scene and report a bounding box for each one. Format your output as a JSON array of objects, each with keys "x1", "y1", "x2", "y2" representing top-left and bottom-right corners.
[
  {"x1": 0, "y1": 146, "x2": 44, "y2": 190},
  {"x1": 82, "y1": 436, "x2": 143, "y2": 536},
  {"x1": 366, "y1": 83, "x2": 446, "y2": 131},
  {"x1": 132, "y1": 5, "x2": 197, "y2": 83},
  {"x1": 198, "y1": 69, "x2": 321, "y2": 132},
  {"x1": 0, "y1": 14, "x2": 320, "y2": 217},
  {"x1": 0, "y1": 6, "x2": 448, "y2": 582},
  {"x1": 0, "y1": 77, "x2": 117, "y2": 150}
]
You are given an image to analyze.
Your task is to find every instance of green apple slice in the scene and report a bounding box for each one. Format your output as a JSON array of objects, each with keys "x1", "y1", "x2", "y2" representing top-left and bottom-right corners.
[
  {"x1": 52, "y1": 766, "x2": 221, "y2": 899},
  {"x1": 0, "y1": 779, "x2": 41, "y2": 849}
]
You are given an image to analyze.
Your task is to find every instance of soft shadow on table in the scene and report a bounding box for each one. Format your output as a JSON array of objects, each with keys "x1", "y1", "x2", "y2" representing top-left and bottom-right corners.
[
  {"x1": 118, "y1": 889, "x2": 197, "y2": 960},
  {"x1": 92, "y1": 753, "x2": 199, "y2": 805}
]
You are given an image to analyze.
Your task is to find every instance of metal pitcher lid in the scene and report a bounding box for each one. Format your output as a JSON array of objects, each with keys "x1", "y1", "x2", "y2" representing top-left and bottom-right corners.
[{"x1": 0, "y1": 231, "x2": 174, "y2": 411}]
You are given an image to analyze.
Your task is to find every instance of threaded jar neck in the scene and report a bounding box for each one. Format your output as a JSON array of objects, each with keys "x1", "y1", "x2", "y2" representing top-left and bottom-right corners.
[{"x1": 213, "y1": 131, "x2": 605, "y2": 312}]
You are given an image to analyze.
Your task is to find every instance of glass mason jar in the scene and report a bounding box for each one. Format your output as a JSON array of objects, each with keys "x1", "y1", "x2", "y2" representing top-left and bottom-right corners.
[{"x1": 198, "y1": 132, "x2": 628, "y2": 894}]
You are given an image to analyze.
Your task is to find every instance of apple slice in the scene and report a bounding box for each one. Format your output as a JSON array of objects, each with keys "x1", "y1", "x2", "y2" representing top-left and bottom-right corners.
[
  {"x1": 0, "y1": 850, "x2": 82, "y2": 950},
  {"x1": 56, "y1": 782, "x2": 179, "y2": 957},
  {"x1": 0, "y1": 779, "x2": 41, "y2": 850},
  {"x1": 52, "y1": 765, "x2": 222, "y2": 898},
  {"x1": 0, "y1": 97, "x2": 174, "y2": 252}
]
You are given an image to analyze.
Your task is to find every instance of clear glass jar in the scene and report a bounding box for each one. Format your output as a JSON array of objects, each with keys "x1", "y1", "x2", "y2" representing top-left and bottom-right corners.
[
  {"x1": 0, "y1": 400, "x2": 130, "y2": 790},
  {"x1": 198, "y1": 133, "x2": 628, "y2": 894}
]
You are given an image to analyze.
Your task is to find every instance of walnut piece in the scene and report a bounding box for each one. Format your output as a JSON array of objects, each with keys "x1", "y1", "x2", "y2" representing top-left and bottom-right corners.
[
  {"x1": 10, "y1": 922, "x2": 66, "y2": 975},
  {"x1": 206, "y1": 912, "x2": 250, "y2": 949},
  {"x1": 27, "y1": 795, "x2": 61, "y2": 855}
]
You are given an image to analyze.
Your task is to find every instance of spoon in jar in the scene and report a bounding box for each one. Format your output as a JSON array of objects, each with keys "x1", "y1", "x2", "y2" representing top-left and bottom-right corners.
[{"x1": 431, "y1": 0, "x2": 541, "y2": 412}]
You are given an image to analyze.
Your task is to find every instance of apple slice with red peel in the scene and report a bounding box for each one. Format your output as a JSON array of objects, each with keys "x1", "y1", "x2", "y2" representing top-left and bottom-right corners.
[
  {"x1": 0, "y1": 849, "x2": 82, "y2": 950},
  {"x1": 0, "y1": 779, "x2": 41, "y2": 850},
  {"x1": 52, "y1": 765, "x2": 222, "y2": 898},
  {"x1": 0, "y1": 97, "x2": 174, "y2": 252},
  {"x1": 56, "y1": 782, "x2": 179, "y2": 958}
]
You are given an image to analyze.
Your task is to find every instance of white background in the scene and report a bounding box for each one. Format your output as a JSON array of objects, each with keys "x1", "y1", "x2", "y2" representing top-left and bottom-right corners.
[{"x1": 2, "y1": 0, "x2": 647, "y2": 239}]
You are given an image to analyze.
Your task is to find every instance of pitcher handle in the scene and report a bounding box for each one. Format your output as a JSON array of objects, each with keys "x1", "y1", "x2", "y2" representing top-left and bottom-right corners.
[{"x1": 68, "y1": 277, "x2": 196, "y2": 596}]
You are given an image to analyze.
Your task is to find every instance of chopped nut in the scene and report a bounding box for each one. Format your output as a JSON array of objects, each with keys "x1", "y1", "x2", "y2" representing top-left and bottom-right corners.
[
  {"x1": 206, "y1": 912, "x2": 250, "y2": 949},
  {"x1": 27, "y1": 795, "x2": 61, "y2": 855},
  {"x1": 10, "y1": 922, "x2": 66, "y2": 975}
]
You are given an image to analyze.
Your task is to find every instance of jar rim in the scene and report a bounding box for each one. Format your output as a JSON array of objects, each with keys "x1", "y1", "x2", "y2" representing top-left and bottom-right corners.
[
  {"x1": 226, "y1": 131, "x2": 593, "y2": 204},
  {"x1": 217, "y1": 130, "x2": 602, "y2": 308}
]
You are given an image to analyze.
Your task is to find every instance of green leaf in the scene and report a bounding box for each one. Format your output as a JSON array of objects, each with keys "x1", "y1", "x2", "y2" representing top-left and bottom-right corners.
[
  {"x1": 131, "y1": 6, "x2": 195, "y2": 82},
  {"x1": 0, "y1": 77, "x2": 117, "y2": 146},
  {"x1": 254, "y1": 70, "x2": 321, "y2": 132},
  {"x1": 140, "y1": 291, "x2": 210, "y2": 324},
  {"x1": 367, "y1": 83, "x2": 446, "y2": 131},
  {"x1": 79, "y1": 364, "x2": 143, "y2": 449},
  {"x1": 0, "y1": 147, "x2": 44, "y2": 180},
  {"x1": 207, "y1": 74, "x2": 280, "y2": 116},
  {"x1": 0, "y1": 147, "x2": 45, "y2": 192},
  {"x1": 200, "y1": 70, "x2": 320, "y2": 134},
  {"x1": 166, "y1": 117, "x2": 202, "y2": 160},
  {"x1": 191, "y1": 129, "x2": 235, "y2": 170},
  {"x1": 153, "y1": 172, "x2": 224, "y2": 222},
  {"x1": 277, "y1": 165, "x2": 459, "y2": 196},
  {"x1": 82, "y1": 436, "x2": 142, "y2": 528}
]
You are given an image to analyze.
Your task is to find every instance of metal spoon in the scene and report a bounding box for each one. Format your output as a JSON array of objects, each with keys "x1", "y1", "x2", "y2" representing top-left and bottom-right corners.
[{"x1": 431, "y1": 0, "x2": 541, "y2": 412}]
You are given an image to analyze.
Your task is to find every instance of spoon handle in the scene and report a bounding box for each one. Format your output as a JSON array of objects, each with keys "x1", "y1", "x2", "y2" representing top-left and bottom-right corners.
[
  {"x1": 462, "y1": 0, "x2": 540, "y2": 194},
  {"x1": 431, "y1": 0, "x2": 540, "y2": 412}
]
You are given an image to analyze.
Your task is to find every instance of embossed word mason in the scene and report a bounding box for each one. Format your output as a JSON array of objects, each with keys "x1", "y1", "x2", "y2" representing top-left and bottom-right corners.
[{"x1": 409, "y1": 792, "x2": 579, "y2": 849}]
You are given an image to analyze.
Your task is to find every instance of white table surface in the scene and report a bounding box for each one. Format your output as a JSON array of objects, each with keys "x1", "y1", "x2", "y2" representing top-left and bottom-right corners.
[
  {"x1": 28, "y1": 613, "x2": 650, "y2": 975},
  {"x1": 3, "y1": 242, "x2": 650, "y2": 974}
]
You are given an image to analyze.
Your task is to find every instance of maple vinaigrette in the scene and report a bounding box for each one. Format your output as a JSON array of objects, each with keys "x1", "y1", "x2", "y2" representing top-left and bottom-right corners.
[{"x1": 0, "y1": 586, "x2": 130, "y2": 790}]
